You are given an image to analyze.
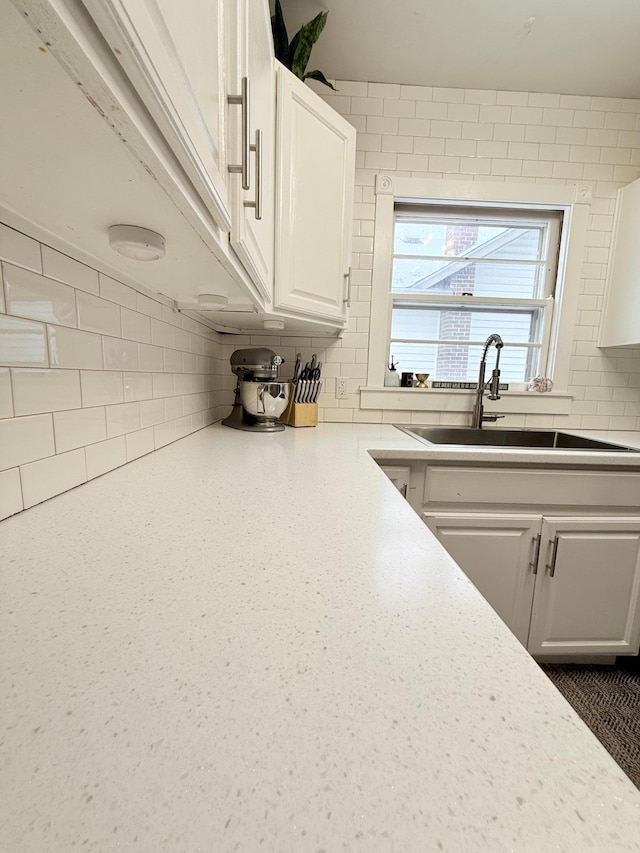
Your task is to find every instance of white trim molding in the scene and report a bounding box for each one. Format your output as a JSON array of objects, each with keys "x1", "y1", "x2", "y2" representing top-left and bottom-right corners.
[{"x1": 360, "y1": 388, "x2": 573, "y2": 416}]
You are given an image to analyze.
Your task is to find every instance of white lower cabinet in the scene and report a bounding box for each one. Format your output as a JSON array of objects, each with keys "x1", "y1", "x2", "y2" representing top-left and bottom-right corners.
[
  {"x1": 380, "y1": 465, "x2": 411, "y2": 498},
  {"x1": 425, "y1": 512, "x2": 640, "y2": 658},
  {"x1": 424, "y1": 514, "x2": 538, "y2": 646}
]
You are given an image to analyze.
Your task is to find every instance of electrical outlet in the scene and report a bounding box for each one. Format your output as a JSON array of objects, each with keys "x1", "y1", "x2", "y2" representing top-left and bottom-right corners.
[{"x1": 335, "y1": 377, "x2": 348, "y2": 399}]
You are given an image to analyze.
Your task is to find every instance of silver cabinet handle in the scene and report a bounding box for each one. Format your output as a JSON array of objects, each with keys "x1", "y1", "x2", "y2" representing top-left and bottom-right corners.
[
  {"x1": 343, "y1": 268, "x2": 351, "y2": 306},
  {"x1": 228, "y1": 76, "x2": 250, "y2": 190},
  {"x1": 546, "y1": 536, "x2": 560, "y2": 577},
  {"x1": 243, "y1": 129, "x2": 262, "y2": 220},
  {"x1": 529, "y1": 533, "x2": 541, "y2": 574},
  {"x1": 400, "y1": 482, "x2": 408, "y2": 498}
]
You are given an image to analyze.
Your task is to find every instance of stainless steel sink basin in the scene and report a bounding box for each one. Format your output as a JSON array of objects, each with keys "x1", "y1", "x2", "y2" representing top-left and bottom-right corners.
[{"x1": 395, "y1": 425, "x2": 638, "y2": 452}]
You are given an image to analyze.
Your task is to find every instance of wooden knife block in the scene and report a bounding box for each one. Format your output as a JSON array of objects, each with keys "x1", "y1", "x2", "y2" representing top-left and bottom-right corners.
[{"x1": 280, "y1": 382, "x2": 318, "y2": 427}]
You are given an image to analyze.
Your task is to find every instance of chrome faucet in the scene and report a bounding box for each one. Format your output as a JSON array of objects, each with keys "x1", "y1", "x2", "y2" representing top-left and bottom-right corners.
[{"x1": 471, "y1": 334, "x2": 505, "y2": 429}]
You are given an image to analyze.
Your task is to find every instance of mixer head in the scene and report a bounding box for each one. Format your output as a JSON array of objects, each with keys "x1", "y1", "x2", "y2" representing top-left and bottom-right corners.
[{"x1": 229, "y1": 347, "x2": 283, "y2": 380}]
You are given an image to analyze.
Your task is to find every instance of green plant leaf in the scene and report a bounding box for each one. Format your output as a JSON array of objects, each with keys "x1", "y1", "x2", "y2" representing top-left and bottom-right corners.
[
  {"x1": 291, "y1": 11, "x2": 328, "y2": 79},
  {"x1": 303, "y1": 69, "x2": 337, "y2": 91},
  {"x1": 288, "y1": 29, "x2": 301, "y2": 71},
  {"x1": 270, "y1": 0, "x2": 290, "y2": 66}
]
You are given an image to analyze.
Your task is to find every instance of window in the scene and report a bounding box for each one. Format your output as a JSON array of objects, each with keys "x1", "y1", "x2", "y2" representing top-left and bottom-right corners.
[
  {"x1": 366, "y1": 177, "x2": 587, "y2": 405},
  {"x1": 389, "y1": 203, "x2": 562, "y2": 385}
]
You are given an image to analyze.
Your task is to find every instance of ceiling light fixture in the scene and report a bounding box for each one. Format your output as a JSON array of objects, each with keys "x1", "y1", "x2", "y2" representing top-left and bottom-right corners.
[{"x1": 108, "y1": 225, "x2": 166, "y2": 261}]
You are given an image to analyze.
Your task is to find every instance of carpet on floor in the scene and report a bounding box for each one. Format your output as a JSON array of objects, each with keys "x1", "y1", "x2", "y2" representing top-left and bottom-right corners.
[{"x1": 541, "y1": 656, "x2": 640, "y2": 790}]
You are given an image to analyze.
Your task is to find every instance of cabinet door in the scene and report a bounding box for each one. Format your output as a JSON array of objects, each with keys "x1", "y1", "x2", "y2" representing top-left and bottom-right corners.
[
  {"x1": 380, "y1": 465, "x2": 411, "y2": 498},
  {"x1": 274, "y1": 64, "x2": 356, "y2": 323},
  {"x1": 424, "y1": 513, "x2": 540, "y2": 646},
  {"x1": 82, "y1": 0, "x2": 232, "y2": 231},
  {"x1": 599, "y1": 177, "x2": 640, "y2": 347},
  {"x1": 228, "y1": 0, "x2": 275, "y2": 304},
  {"x1": 528, "y1": 517, "x2": 640, "y2": 658}
]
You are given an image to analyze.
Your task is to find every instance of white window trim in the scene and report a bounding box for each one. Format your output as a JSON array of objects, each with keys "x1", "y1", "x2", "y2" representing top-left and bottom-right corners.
[{"x1": 363, "y1": 175, "x2": 590, "y2": 415}]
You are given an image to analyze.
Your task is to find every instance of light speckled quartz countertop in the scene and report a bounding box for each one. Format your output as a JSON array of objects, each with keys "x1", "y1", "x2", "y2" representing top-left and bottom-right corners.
[{"x1": 2, "y1": 423, "x2": 640, "y2": 852}]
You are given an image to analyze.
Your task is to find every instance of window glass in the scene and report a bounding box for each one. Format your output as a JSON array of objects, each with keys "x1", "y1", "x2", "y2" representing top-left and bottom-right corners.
[{"x1": 389, "y1": 204, "x2": 560, "y2": 385}]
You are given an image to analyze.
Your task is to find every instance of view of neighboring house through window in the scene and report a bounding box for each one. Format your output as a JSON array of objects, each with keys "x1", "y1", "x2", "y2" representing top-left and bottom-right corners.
[{"x1": 390, "y1": 204, "x2": 563, "y2": 386}]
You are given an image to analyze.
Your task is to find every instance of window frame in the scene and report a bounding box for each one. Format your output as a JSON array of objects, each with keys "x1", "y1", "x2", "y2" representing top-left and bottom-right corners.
[
  {"x1": 389, "y1": 204, "x2": 563, "y2": 387},
  {"x1": 365, "y1": 176, "x2": 589, "y2": 409}
]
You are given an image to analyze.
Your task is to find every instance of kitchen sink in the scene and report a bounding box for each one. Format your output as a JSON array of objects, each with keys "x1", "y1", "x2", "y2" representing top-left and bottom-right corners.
[{"x1": 395, "y1": 425, "x2": 638, "y2": 452}]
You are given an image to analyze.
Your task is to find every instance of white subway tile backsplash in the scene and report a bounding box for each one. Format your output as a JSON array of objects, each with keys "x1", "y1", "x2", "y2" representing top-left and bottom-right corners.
[
  {"x1": 0, "y1": 315, "x2": 48, "y2": 367},
  {"x1": 98, "y1": 273, "x2": 137, "y2": 309},
  {"x1": 125, "y1": 427, "x2": 155, "y2": 461},
  {"x1": 138, "y1": 343, "x2": 165, "y2": 372},
  {"x1": 151, "y1": 319, "x2": 174, "y2": 348},
  {"x1": 0, "y1": 222, "x2": 228, "y2": 515},
  {"x1": 80, "y1": 370, "x2": 124, "y2": 407},
  {"x1": 140, "y1": 398, "x2": 165, "y2": 427},
  {"x1": 54, "y1": 406, "x2": 106, "y2": 452},
  {"x1": 3, "y1": 264, "x2": 77, "y2": 327},
  {"x1": 383, "y1": 99, "x2": 415, "y2": 118},
  {"x1": 493, "y1": 124, "x2": 526, "y2": 142},
  {"x1": 48, "y1": 325, "x2": 103, "y2": 370},
  {"x1": 0, "y1": 223, "x2": 42, "y2": 272},
  {"x1": 20, "y1": 448, "x2": 86, "y2": 508},
  {"x1": 164, "y1": 348, "x2": 183, "y2": 373},
  {"x1": 12, "y1": 368, "x2": 81, "y2": 415},
  {"x1": 41, "y1": 247, "x2": 99, "y2": 294},
  {"x1": 0, "y1": 413, "x2": 54, "y2": 470},
  {"x1": 85, "y1": 435, "x2": 126, "y2": 479},
  {"x1": 123, "y1": 371, "x2": 153, "y2": 402},
  {"x1": 77, "y1": 291, "x2": 122, "y2": 336},
  {"x1": 0, "y1": 367, "x2": 13, "y2": 417},
  {"x1": 106, "y1": 401, "x2": 141, "y2": 437},
  {"x1": 0, "y1": 467, "x2": 23, "y2": 520},
  {"x1": 102, "y1": 336, "x2": 139, "y2": 371},
  {"x1": 461, "y1": 122, "x2": 494, "y2": 140},
  {"x1": 154, "y1": 418, "x2": 177, "y2": 448},
  {"x1": 136, "y1": 292, "x2": 164, "y2": 319}
]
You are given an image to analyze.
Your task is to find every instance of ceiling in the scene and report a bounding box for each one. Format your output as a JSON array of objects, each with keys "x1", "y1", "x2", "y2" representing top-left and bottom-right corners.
[{"x1": 279, "y1": 0, "x2": 640, "y2": 99}]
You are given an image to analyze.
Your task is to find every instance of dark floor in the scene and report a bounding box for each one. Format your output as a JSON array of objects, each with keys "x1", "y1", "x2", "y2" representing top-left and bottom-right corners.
[{"x1": 540, "y1": 655, "x2": 640, "y2": 790}]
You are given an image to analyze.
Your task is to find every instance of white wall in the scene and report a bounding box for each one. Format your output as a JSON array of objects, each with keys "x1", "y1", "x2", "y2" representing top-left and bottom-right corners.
[
  {"x1": 0, "y1": 222, "x2": 233, "y2": 520},
  {"x1": 300, "y1": 81, "x2": 640, "y2": 429}
]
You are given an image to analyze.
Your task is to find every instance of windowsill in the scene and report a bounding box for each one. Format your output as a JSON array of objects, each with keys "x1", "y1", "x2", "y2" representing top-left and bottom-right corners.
[{"x1": 360, "y1": 387, "x2": 573, "y2": 415}]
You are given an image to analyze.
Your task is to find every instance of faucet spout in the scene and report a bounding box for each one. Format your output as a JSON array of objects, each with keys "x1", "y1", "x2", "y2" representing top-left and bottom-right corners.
[{"x1": 471, "y1": 334, "x2": 505, "y2": 429}]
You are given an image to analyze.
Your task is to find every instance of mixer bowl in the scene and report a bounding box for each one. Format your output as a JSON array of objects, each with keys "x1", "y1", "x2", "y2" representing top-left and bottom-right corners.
[{"x1": 240, "y1": 381, "x2": 289, "y2": 419}]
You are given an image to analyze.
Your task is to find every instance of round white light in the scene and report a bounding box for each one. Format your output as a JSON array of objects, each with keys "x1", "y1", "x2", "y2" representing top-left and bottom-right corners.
[
  {"x1": 263, "y1": 319, "x2": 285, "y2": 331},
  {"x1": 197, "y1": 293, "x2": 229, "y2": 309},
  {"x1": 108, "y1": 225, "x2": 166, "y2": 261}
]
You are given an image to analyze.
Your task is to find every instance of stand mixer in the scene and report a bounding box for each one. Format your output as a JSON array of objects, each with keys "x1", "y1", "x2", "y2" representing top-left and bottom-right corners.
[{"x1": 222, "y1": 348, "x2": 289, "y2": 433}]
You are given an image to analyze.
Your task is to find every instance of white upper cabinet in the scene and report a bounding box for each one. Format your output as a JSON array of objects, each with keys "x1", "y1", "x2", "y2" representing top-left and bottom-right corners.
[
  {"x1": 227, "y1": 0, "x2": 276, "y2": 304},
  {"x1": 9, "y1": 0, "x2": 355, "y2": 332},
  {"x1": 81, "y1": 0, "x2": 233, "y2": 233},
  {"x1": 81, "y1": 0, "x2": 275, "y2": 305},
  {"x1": 274, "y1": 64, "x2": 356, "y2": 324},
  {"x1": 599, "y1": 176, "x2": 640, "y2": 347}
]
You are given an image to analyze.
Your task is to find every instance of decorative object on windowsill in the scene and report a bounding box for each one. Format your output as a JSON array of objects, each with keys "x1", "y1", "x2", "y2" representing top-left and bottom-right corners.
[
  {"x1": 400, "y1": 372, "x2": 414, "y2": 388},
  {"x1": 384, "y1": 356, "x2": 401, "y2": 387},
  {"x1": 528, "y1": 376, "x2": 554, "y2": 393},
  {"x1": 415, "y1": 373, "x2": 430, "y2": 389},
  {"x1": 271, "y1": 0, "x2": 337, "y2": 90}
]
